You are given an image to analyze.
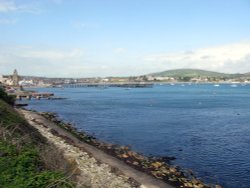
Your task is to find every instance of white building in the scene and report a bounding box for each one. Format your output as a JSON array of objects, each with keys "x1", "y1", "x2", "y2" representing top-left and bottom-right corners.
[
  {"x1": 0, "y1": 74, "x2": 3, "y2": 82},
  {"x1": 0, "y1": 74, "x2": 8, "y2": 84},
  {"x1": 19, "y1": 79, "x2": 34, "y2": 86}
]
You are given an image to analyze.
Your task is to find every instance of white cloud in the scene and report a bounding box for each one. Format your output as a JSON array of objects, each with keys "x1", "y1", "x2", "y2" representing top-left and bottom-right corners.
[
  {"x1": 1, "y1": 41, "x2": 250, "y2": 78},
  {"x1": 0, "y1": 46, "x2": 86, "y2": 77},
  {"x1": 0, "y1": 0, "x2": 18, "y2": 12},
  {"x1": 114, "y1": 47, "x2": 126, "y2": 54},
  {"x1": 0, "y1": 18, "x2": 16, "y2": 24},
  {"x1": 0, "y1": 0, "x2": 41, "y2": 14},
  {"x1": 20, "y1": 48, "x2": 84, "y2": 60},
  {"x1": 144, "y1": 41, "x2": 250, "y2": 73}
]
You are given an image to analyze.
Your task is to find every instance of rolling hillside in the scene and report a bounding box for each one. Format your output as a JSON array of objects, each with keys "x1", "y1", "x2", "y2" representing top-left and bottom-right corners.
[{"x1": 148, "y1": 69, "x2": 245, "y2": 78}]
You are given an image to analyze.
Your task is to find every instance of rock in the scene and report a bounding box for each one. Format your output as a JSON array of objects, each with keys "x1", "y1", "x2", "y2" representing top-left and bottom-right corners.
[
  {"x1": 184, "y1": 182, "x2": 193, "y2": 187},
  {"x1": 151, "y1": 171, "x2": 163, "y2": 179},
  {"x1": 179, "y1": 177, "x2": 188, "y2": 183},
  {"x1": 132, "y1": 161, "x2": 139, "y2": 166},
  {"x1": 215, "y1": 185, "x2": 222, "y2": 188},
  {"x1": 169, "y1": 167, "x2": 177, "y2": 173},
  {"x1": 121, "y1": 154, "x2": 129, "y2": 158},
  {"x1": 120, "y1": 146, "x2": 130, "y2": 150},
  {"x1": 160, "y1": 156, "x2": 176, "y2": 162},
  {"x1": 168, "y1": 177, "x2": 178, "y2": 182},
  {"x1": 191, "y1": 178, "x2": 199, "y2": 185},
  {"x1": 193, "y1": 184, "x2": 204, "y2": 188},
  {"x1": 151, "y1": 162, "x2": 163, "y2": 168}
]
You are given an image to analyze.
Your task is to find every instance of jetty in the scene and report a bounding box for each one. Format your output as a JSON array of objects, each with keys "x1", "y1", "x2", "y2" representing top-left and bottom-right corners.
[
  {"x1": 11, "y1": 91, "x2": 54, "y2": 100},
  {"x1": 62, "y1": 82, "x2": 153, "y2": 88}
]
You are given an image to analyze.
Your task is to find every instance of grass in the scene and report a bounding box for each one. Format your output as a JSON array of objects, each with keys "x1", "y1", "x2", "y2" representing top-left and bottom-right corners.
[{"x1": 0, "y1": 96, "x2": 75, "y2": 188}]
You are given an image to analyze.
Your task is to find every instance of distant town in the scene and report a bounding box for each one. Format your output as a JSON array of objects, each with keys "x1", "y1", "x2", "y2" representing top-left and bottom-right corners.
[{"x1": 1, "y1": 69, "x2": 250, "y2": 89}]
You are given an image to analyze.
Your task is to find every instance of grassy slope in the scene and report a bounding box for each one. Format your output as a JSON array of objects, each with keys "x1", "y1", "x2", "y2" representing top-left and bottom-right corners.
[
  {"x1": 0, "y1": 99, "x2": 73, "y2": 188},
  {"x1": 148, "y1": 69, "x2": 244, "y2": 78},
  {"x1": 244, "y1": 72, "x2": 250, "y2": 76}
]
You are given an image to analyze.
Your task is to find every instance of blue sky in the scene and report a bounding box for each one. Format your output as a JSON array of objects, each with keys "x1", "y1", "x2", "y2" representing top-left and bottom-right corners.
[{"x1": 0, "y1": 0, "x2": 250, "y2": 77}]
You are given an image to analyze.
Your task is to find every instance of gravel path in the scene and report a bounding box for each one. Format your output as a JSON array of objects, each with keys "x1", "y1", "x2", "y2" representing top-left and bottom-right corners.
[{"x1": 19, "y1": 109, "x2": 174, "y2": 188}]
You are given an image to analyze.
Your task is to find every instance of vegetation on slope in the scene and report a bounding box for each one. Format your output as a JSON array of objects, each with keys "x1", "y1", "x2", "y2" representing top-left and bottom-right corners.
[
  {"x1": 0, "y1": 89, "x2": 74, "y2": 188},
  {"x1": 148, "y1": 68, "x2": 244, "y2": 78},
  {"x1": 150, "y1": 69, "x2": 229, "y2": 77},
  {"x1": 0, "y1": 88, "x2": 15, "y2": 105},
  {"x1": 244, "y1": 72, "x2": 250, "y2": 76}
]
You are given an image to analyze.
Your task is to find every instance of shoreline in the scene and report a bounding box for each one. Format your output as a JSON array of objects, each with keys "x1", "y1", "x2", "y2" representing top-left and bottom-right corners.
[
  {"x1": 21, "y1": 81, "x2": 248, "y2": 89},
  {"x1": 19, "y1": 107, "x2": 219, "y2": 188},
  {"x1": 19, "y1": 108, "x2": 172, "y2": 188}
]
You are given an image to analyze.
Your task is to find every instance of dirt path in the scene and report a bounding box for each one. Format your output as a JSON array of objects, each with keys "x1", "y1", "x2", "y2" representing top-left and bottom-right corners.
[{"x1": 19, "y1": 109, "x2": 175, "y2": 188}]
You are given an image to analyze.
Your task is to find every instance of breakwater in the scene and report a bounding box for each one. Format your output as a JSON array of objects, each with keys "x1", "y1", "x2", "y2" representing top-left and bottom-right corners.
[
  {"x1": 10, "y1": 91, "x2": 54, "y2": 100},
  {"x1": 62, "y1": 82, "x2": 153, "y2": 88}
]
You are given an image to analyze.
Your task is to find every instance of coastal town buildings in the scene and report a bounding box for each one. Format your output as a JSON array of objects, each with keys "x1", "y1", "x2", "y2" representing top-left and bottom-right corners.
[
  {"x1": 0, "y1": 69, "x2": 20, "y2": 86},
  {"x1": 1, "y1": 69, "x2": 250, "y2": 88},
  {"x1": 0, "y1": 74, "x2": 6, "y2": 84},
  {"x1": 13, "y1": 70, "x2": 19, "y2": 86},
  {"x1": 12, "y1": 69, "x2": 19, "y2": 86}
]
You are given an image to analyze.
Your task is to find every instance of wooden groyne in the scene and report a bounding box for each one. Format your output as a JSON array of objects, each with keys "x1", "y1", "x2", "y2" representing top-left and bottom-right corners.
[{"x1": 14, "y1": 92, "x2": 54, "y2": 100}]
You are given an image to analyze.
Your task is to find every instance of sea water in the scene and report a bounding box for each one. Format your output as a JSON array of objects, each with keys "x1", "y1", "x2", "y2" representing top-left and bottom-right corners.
[{"x1": 26, "y1": 84, "x2": 250, "y2": 188}]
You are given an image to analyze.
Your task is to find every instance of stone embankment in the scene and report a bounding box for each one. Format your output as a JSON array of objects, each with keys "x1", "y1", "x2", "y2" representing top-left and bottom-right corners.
[
  {"x1": 19, "y1": 109, "x2": 221, "y2": 188},
  {"x1": 19, "y1": 109, "x2": 174, "y2": 188}
]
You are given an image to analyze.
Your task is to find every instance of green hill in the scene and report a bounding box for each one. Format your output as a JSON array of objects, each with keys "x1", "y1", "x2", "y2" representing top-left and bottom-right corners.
[
  {"x1": 148, "y1": 69, "x2": 242, "y2": 78},
  {"x1": 244, "y1": 72, "x2": 250, "y2": 76}
]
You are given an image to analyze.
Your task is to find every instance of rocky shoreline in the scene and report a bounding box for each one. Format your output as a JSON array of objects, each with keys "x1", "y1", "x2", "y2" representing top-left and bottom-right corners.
[
  {"x1": 19, "y1": 109, "x2": 140, "y2": 188},
  {"x1": 32, "y1": 110, "x2": 221, "y2": 188}
]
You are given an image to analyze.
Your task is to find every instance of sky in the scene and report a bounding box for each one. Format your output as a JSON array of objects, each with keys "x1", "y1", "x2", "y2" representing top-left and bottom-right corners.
[{"x1": 0, "y1": 0, "x2": 250, "y2": 77}]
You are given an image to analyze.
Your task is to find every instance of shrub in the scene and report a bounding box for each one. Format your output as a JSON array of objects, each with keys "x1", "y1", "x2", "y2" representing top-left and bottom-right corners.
[
  {"x1": 0, "y1": 88, "x2": 15, "y2": 105},
  {"x1": 0, "y1": 141, "x2": 74, "y2": 188}
]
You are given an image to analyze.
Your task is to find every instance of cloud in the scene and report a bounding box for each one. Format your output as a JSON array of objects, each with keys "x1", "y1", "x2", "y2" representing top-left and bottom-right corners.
[
  {"x1": 20, "y1": 48, "x2": 84, "y2": 60},
  {"x1": 1, "y1": 41, "x2": 250, "y2": 78},
  {"x1": 0, "y1": 0, "x2": 18, "y2": 12},
  {"x1": 0, "y1": 46, "x2": 86, "y2": 77},
  {"x1": 0, "y1": 0, "x2": 41, "y2": 14},
  {"x1": 0, "y1": 45, "x2": 140, "y2": 77},
  {"x1": 114, "y1": 48, "x2": 126, "y2": 54},
  {"x1": 0, "y1": 18, "x2": 16, "y2": 24},
  {"x1": 144, "y1": 41, "x2": 250, "y2": 73}
]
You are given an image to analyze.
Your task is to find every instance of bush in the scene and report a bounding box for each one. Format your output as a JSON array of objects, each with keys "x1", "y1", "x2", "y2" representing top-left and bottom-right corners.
[
  {"x1": 0, "y1": 141, "x2": 74, "y2": 188},
  {"x1": 0, "y1": 99, "x2": 74, "y2": 188},
  {"x1": 0, "y1": 88, "x2": 15, "y2": 105}
]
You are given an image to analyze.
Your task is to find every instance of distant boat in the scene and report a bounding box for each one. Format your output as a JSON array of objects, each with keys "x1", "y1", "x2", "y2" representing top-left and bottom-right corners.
[
  {"x1": 213, "y1": 84, "x2": 220, "y2": 87},
  {"x1": 230, "y1": 84, "x2": 238, "y2": 87}
]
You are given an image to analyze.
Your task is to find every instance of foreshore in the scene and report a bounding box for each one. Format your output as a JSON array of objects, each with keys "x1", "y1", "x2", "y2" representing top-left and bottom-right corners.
[{"x1": 18, "y1": 108, "x2": 219, "y2": 188}]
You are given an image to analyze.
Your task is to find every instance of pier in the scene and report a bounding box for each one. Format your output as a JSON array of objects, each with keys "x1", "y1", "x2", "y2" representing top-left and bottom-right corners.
[
  {"x1": 62, "y1": 82, "x2": 153, "y2": 88},
  {"x1": 13, "y1": 92, "x2": 54, "y2": 100}
]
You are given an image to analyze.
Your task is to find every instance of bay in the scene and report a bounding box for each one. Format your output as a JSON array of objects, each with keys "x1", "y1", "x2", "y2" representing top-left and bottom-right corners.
[{"x1": 26, "y1": 84, "x2": 250, "y2": 188}]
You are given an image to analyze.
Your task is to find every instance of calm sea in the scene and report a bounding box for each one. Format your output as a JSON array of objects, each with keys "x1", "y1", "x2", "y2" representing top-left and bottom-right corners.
[{"x1": 26, "y1": 84, "x2": 250, "y2": 188}]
